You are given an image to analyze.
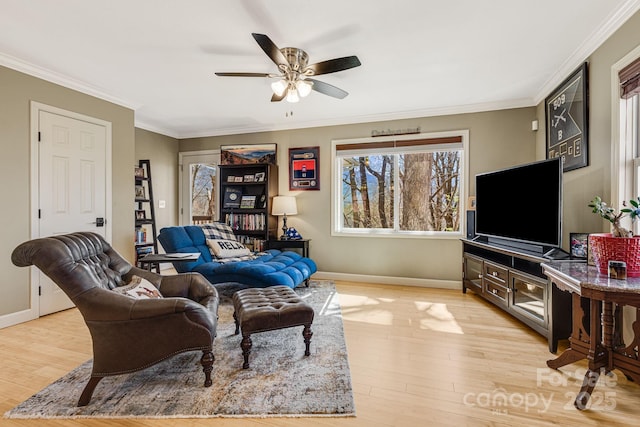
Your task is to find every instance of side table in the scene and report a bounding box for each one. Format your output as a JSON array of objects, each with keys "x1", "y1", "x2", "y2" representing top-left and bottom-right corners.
[
  {"x1": 138, "y1": 252, "x2": 201, "y2": 271},
  {"x1": 542, "y1": 261, "x2": 640, "y2": 409},
  {"x1": 266, "y1": 239, "x2": 310, "y2": 258}
]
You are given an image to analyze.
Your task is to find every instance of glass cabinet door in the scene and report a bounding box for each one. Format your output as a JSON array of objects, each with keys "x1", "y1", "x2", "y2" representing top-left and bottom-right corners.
[
  {"x1": 511, "y1": 272, "x2": 546, "y2": 325},
  {"x1": 463, "y1": 254, "x2": 483, "y2": 292}
]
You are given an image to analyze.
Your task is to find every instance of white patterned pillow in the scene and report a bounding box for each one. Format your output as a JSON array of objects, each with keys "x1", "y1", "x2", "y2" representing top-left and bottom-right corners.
[
  {"x1": 199, "y1": 223, "x2": 236, "y2": 241},
  {"x1": 114, "y1": 275, "x2": 163, "y2": 299},
  {"x1": 206, "y1": 239, "x2": 251, "y2": 258}
]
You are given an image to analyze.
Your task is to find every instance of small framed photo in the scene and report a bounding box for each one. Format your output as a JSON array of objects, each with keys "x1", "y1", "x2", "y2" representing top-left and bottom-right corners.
[
  {"x1": 227, "y1": 175, "x2": 236, "y2": 182},
  {"x1": 135, "y1": 210, "x2": 146, "y2": 220},
  {"x1": 244, "y1": 174, "x2": 255, "y2": 182},
  {"x1": 569, "y1": 232, "x2": 589, "y2": 260},
  {"x1": 234, "y1": 176, "x2": 243, "y2": 182},
  {"x1": 135, "y1": 185, "x2": 146, "y2": 200},
  {"x1": 255, "y1": 171, "x2": 266, "y2": 182},
  {"x1": 240, "y1": 195, "x2": 256, "y2": 208},
  {"x1": 134, "y1": 167, "x2": 145, "y2": 178}
]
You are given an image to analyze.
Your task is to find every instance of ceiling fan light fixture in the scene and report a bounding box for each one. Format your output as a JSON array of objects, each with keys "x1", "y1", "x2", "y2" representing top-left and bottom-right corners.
[
  {"x1": 286, "y1": 87, "x2": 300, "y2": 103},
  {"x1": 271, "y1": 79, "x2": 287, "y2": 97},
  {"x1": 296, "y1": 79, "x2": 312, "y2": 97}
]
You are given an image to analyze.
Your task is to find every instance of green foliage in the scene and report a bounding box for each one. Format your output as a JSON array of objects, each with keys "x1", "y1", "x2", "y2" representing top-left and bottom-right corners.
[{"x1": 588, "y1": 196, "x2": 640, "y2": 237}]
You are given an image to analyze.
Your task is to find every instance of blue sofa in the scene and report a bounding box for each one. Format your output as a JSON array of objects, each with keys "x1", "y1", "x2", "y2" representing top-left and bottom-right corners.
[{"x1": 157, "y1": 225, "x2": 317, "y2": 288}]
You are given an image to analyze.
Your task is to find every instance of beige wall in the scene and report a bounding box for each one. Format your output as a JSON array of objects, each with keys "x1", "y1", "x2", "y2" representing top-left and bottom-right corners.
[
  {"x1": 181, "y1": 107, "x2": 537, "y2": 282},
  {"x1": 2, "y1": 7, "x2": 638, "y2": 319},
  {"x1": 134, "y1": 128, "x2": 179, "y2": 240},
  {"x1": 0, "y1": 65, "x2": 135, "y2": 317},
  {"x1": 535, "y1": 10, "x2": 640, "y2": 244}
]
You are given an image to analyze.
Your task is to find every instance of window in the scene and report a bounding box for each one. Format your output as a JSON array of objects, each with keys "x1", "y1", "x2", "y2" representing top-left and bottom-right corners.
[
  {"x1": 332, "y1": 131, "x2": 467, "y2": 237},
  {"x1": 615, "y1": 52, "x2": 640, "y2": 234},
  {"x1": 179, "y1": 151, "x2": 220, "y2": 225}
]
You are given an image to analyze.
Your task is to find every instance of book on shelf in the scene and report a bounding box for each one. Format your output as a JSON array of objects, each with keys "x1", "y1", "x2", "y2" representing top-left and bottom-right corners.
[
  {"x1": 135, "y1": 245, "x2": 153, "y2": 255},
  {"x1": 225, "y1": 213, "x2": 265, "y2": 231}
]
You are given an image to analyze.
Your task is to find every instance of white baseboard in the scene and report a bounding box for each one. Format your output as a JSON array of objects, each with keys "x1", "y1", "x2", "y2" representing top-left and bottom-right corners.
[
  {"x1": 0, "y1": 308, "x2": 37, "y2": 329},
  {"x1": 312, "y1": 271, "x2": 462, "y2": 290}
]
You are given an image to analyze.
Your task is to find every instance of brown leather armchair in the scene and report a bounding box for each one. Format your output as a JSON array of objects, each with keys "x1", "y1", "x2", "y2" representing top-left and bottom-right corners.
[{"x1": 11, "y1": 232, "x2": 218, "y2": 406}]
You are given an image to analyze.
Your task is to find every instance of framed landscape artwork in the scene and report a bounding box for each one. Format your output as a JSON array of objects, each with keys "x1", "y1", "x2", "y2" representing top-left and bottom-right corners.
[
  {"x1": 220, "y1": 144, "x2": 276, "y2": 165},
  {"x1": 289, "y1": 146, "x2": 320, "y2": 191}
]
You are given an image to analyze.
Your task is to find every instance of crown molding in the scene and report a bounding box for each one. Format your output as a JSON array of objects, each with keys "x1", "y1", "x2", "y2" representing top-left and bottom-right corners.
[
  {"x1": 534, "y1": 0, "x2": 640, "y2": 105},
  {"x1": 0, "y1": 52, "x2": 139, "y2": 110},
  {"x1": 134, "y1": 119, "x2": 180, "y2": 139},
  {"x1": 175, "y1": 97, "x2": 535, "y2": 139}
]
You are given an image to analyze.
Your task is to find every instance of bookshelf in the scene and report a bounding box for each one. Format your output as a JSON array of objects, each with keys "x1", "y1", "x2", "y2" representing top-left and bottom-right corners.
[
  {"x1": 219, "y1": 164, "x2": 278, "y2": 250},
  {"x1": 134, "y1": 160, "x2": 158, "y2": 270}
]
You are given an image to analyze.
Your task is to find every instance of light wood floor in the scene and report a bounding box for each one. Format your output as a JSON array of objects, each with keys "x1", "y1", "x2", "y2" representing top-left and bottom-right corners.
[{"x1": 1, "y1": 280, "x2": 639, "y2": 426}]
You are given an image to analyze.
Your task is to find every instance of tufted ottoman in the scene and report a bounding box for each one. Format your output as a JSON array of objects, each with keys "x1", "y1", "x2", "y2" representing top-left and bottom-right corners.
[{"x1": 232, "y1": 286, "x2": 314, "y2": 369}]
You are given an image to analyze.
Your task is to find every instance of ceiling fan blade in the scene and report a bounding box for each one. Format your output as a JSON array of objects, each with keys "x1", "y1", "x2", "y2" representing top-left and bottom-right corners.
[
  {"x1": 305, "y1": 56, "x2": 361, "y2": 76},
  {"x1": 271, "y1": 91, "x2": 286, "y2": 102},
  {"x1": 252, "y1": 33, "x2": 289, "y2": 68},
  {"x1": 214, "y1": 72, "x2": 272, "y2": 77},
  {"x1": 307, "y1": 78, "x2": 348, "y2": 99}
]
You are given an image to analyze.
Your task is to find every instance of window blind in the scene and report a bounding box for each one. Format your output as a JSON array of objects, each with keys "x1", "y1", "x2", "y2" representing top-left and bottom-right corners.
[
  {"x1": 620, "y1": 57, "x2": 640, "y2": 99},
  {"x1": 335, "y1": 135, "x2": 462, "y2": 152}
]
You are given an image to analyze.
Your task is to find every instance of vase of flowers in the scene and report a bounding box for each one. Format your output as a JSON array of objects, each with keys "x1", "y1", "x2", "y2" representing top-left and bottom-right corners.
[{"x1": 588, "y1": 196, "x2": 640, "y2": 276}]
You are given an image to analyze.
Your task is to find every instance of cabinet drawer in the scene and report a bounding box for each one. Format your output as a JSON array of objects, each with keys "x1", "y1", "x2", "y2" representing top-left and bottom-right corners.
[
  {"x1": 484, "y1": 277, "x2": 509, "y2": 307},
  {"x1": 483, "y1": 262, "x2": 508, "y2": 284}
]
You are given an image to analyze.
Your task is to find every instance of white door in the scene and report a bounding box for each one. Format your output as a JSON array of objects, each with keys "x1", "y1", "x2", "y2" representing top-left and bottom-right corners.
[
  {"x1": 179, "y1": 151, "x2": 220, "y2": 225},
  {"x1": 37, "y1": 108, "x2": 109, "y2": 315}
]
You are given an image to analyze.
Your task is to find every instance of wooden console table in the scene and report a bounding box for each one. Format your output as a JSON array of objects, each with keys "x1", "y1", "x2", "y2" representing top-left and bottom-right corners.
[{"x1": 542, "y1": 261, "x2": 640, "y2": 409}]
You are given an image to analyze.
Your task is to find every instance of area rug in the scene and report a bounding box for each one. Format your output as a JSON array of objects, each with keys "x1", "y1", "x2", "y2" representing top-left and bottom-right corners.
[{"x1": 5, "y1": 280, "x2": 355, "y2": 419}]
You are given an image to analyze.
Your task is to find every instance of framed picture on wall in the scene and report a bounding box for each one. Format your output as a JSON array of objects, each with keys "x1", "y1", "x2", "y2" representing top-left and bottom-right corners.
[
  {"x1": 220, "y1": 144, "x2": 277, "y2": 165},
  {"x1": 289, "y1": 146, "x2": 320, "y2": 191},
  {"x1": 545, "y1": 62, "x2": 589, "y2": 172}
]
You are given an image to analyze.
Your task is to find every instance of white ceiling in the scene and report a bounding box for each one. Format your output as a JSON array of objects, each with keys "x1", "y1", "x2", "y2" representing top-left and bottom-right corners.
[{"x1": 1, "y1": 0, "x2": 639, "y2": 138}]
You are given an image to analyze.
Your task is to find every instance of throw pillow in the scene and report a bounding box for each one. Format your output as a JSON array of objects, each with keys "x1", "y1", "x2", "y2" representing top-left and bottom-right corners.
[
  {"x1": 114, "y1": 275, "x2": 163, "y2": 299},
  {"x1": 207, "y1": 239, "x2": 251, "y2": 258},
  {"x1": 200, "y1": 222, "x2": 237, "y2": 241}
]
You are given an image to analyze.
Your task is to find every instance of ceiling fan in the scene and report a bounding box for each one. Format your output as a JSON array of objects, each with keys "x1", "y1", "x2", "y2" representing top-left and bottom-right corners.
[{"x1": 215, "y1": 33, "x2": 361, "y2": 103}]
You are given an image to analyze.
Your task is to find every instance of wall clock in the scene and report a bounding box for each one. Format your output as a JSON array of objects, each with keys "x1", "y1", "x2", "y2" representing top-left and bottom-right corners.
[{"x1": 545, "y1": 63, "x2": 589, "y2": 172}]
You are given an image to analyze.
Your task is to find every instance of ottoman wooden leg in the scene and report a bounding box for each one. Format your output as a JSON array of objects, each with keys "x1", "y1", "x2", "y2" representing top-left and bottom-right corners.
[
  {"x1": 241, "y1": 334, "x2": 252, "y2": 369},
  {"x1": 233, "y1": 312, "x2": 240, "y2": 335},
  {"x1": 302, "y1": 324, "x2": 313, "y2": 356}
]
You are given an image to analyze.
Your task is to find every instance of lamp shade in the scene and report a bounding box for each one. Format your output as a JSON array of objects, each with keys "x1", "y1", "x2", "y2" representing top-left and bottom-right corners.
[{"x1": 271, "y1": 196, "x2": 298, "y2": 216}]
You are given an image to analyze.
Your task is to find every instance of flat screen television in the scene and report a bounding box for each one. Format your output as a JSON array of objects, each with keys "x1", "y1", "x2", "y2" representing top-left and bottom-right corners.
[{"x1": 474, "y1": 158, "x2": 562, "y2": 252}]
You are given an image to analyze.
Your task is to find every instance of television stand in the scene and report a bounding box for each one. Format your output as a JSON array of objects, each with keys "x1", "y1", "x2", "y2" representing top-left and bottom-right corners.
[{"x1": 462, "y1": 238, "x2": 572, "y2": 353}]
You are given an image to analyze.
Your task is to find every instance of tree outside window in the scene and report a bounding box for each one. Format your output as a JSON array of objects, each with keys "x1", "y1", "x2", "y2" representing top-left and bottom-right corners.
[
  {"x1": 335, "y1": 132, "x2": 465, "y2": 236},
  {"x1": 191, "y1": 164, "x2": 217, "y2": 222}
]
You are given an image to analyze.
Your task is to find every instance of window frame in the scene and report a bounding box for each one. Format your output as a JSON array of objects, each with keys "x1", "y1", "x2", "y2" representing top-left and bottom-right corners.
[
  {"x1": 331, "y1": 130, "x2": 469, "y2": 239},
  {"x1": 612, "y1": 45, "x2": 640, "y2": 235}
]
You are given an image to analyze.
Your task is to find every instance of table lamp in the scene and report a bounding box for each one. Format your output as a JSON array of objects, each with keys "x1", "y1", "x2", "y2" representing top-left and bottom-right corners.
[{"x1": 271, "y1": 196, "x2": 298, "y2": 240}]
